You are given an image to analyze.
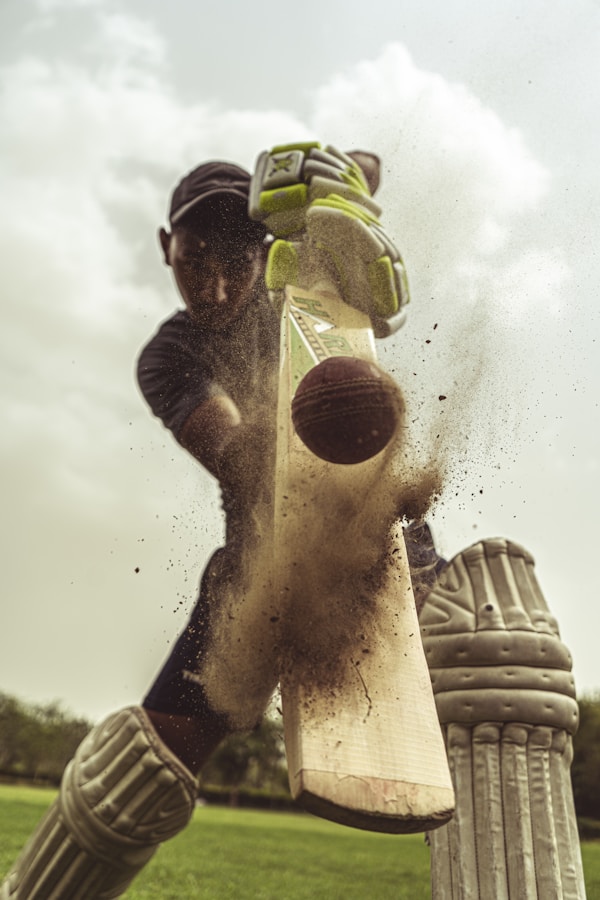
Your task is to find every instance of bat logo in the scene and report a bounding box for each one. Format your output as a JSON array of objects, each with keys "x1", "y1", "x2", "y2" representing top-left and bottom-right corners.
[{"x1": 289, "y1": 294, "x2": 354, "y2": 365}]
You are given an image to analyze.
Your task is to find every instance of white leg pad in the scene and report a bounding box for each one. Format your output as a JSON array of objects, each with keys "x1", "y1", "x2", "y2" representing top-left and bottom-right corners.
[{"x1": 1, "y1": 707, "x2": 198, "y2": 899}]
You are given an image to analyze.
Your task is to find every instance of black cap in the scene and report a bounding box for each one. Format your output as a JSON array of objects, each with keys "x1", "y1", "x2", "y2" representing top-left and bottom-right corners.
[{"x1": 169, "y1": 162, "x2": 252, "y2": 225}]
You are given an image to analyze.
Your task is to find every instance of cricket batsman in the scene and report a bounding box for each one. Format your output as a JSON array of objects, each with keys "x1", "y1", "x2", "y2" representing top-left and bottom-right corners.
[{"x1": 1, "y1": 143, "x2": 417, "y2": 897}]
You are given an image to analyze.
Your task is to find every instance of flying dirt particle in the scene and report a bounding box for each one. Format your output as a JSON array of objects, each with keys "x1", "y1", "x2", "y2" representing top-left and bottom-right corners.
[
  {"x1": 134, "y1": 567, "x2": 140, "y2": 574},
  {"x1": 439, "y1": 395, "x2": 447, "y2": 401}
]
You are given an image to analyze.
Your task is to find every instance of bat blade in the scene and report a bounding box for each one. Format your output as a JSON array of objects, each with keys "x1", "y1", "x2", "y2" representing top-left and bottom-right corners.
[{"x1": 275, "y1": 283, "x2": 454, "y2": 833}]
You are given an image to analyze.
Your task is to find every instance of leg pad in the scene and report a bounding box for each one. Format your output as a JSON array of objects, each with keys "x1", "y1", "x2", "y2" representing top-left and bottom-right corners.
[{"x1": 2, "y1": 707, "x2": 197, "y2": 899}]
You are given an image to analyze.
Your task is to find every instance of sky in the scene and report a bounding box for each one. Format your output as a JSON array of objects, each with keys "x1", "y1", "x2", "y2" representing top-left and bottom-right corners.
[{"x1": 1, "y1": 0, "x2": 599, "y2": 721}]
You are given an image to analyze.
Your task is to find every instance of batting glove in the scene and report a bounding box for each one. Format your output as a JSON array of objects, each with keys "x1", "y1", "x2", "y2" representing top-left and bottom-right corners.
[{"x1": 251, "y1": 142, "x2": 409, "y2": 336}]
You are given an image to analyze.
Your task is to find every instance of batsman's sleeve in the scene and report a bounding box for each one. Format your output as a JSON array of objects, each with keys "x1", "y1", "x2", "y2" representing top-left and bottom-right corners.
[{"x1": 136, "y1": 315, "x2": 217, "y2": 442}]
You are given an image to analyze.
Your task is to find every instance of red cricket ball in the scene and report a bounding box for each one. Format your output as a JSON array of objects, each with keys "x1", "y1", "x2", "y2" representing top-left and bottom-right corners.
[{"x1": 291, "y1": 356, "x2": 402, "y2": 465}]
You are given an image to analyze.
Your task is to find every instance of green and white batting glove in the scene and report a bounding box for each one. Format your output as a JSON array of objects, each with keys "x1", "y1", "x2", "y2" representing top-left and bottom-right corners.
[
  {"x1": 250, "y1": 142, "x2": 409, "y2": 336},
  {"x1": 249, "y1": 141, "x2": 381, "y2": 238}
]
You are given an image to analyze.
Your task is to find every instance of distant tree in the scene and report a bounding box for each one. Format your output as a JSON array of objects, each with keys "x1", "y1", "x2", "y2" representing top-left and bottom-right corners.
[
  {"x1": 28, "y1": 700, "x2": 90, "y2": 780},
  {"x1": 572, "y1": 692, "x2": 600, "y2": 820},
  {"x1": 199, "y1": 716, "x2": 288, "y2": 797},
  {"x1": 0, "y1": 691, "x2": 91, "y2": 783},
  {"x1": 0, "y1": 690, "x2": 290, "y2": 796},
  {"x1": 0, "y1": 693, "x2": 26, "y2": 772}
]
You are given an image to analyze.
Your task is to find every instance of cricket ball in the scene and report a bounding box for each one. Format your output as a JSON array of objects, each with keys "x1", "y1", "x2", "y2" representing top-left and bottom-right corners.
[{"x1": 291, "y1": 356, "x2": 402, "y2": 465}]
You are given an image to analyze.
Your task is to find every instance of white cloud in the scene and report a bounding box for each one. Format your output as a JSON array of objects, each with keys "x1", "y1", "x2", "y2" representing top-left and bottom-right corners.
[
  {"x1": 93, "y1": 11, "x2": 166, "y2": 71},
  {"x1": 35, "y1": 0, "x2": 105, "y2": 11},
  {"x1": 311, "y1": 44, "x2": 558, "y2": 303}
]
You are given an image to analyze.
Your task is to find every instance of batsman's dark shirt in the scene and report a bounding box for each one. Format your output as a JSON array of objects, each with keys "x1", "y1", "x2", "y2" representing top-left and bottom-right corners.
[{"x1": 137, "y1": 289, "x2": 279, "y2": 537}]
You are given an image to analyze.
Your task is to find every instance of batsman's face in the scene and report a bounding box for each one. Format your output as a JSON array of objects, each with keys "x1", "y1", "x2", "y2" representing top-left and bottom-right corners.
[{"x1": 160, "y1": 222, "x2": 265, "y2": 329}]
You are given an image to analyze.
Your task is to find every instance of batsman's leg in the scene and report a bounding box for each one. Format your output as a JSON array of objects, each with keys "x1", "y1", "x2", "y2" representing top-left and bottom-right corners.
[
  {"x1": 1, "y1": 706, "x2": 197, "y2": 900},
  {"x1": 1, "y1": 546, "x2": 277, "y2": 898},
  {"x1": 421, "y1": 538, "x2": 586, "y2": 899}
]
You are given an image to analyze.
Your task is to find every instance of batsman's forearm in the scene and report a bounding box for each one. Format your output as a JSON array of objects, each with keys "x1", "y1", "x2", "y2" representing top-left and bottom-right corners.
[{"x1": 179, "y1": 395, "x2": 242, "y2": 478}]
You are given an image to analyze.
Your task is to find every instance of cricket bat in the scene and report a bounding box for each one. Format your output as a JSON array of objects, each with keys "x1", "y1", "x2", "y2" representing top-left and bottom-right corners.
[{"x1": 274, "y1": 279, "x2": 454, "y2": 834}]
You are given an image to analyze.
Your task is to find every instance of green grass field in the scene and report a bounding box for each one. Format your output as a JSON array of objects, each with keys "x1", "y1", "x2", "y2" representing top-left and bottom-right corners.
[{"x1": 1, "y1": 784, "x2": 599, "y2": 898}]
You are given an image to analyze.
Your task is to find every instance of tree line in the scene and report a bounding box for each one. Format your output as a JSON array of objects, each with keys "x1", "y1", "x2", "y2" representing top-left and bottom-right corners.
[
  {"x1": 0, "y1": 691, "x2": 288, "y2": 800},
  {"x1": 571, "y1": 693, "x2": 600, "y2": 821},
  {"x1": 1, "y1": 690, "x2": 599, "y2": 820},
  {"x1": 0, "y1": 692, "x2": 90, "y2": 784}
]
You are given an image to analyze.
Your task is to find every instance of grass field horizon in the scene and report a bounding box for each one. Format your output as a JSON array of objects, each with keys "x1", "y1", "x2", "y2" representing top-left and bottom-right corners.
[{"x1": 1, "y1": 784, "x2": 598, "y2": 897}]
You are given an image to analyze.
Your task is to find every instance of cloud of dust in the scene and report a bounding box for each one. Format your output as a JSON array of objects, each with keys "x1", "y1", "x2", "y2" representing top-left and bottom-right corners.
[
  {"x1": 199, "y1": 379, "x2": 442, "y2": 729},
  {"x1": 199, "y1": 440, "x2": 408, "y2": 728},
  {"x1": 310, "y1": 43, "x2": 570, "y2": 506}
]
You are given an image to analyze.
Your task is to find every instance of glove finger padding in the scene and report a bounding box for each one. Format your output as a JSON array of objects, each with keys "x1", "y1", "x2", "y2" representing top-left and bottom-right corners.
[{"x1": 249, "y1": 141, "x2": 380, "y2": 238}]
